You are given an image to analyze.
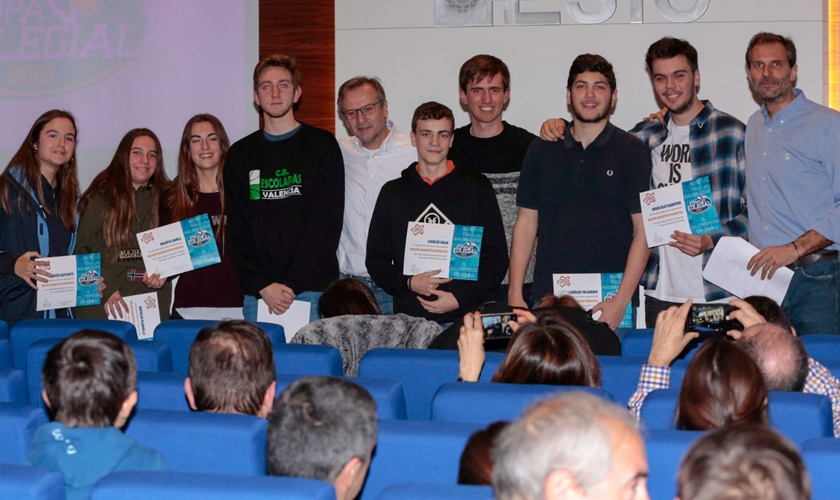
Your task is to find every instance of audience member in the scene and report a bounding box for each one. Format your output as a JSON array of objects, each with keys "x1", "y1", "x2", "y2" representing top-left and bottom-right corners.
[
  {"x1": 185, "y1": 320, "x2": 276, "y2": 418},
  {"x1": 458, "y1": 420, "x2": 510, "y2": 486},
  {"x1": 675, "y1": 339, "x2": 768, "y2": 430},
  {"x1": 318, "y1": 277, "x2": 381, "y2": 318},
  {"x1": 493, "y1": 392, "x2": 649, "y2": 500},
  {"x1": 677, "y1": 425, "x2": 810, "y2": 500},
  {"x1": 75, "y1": 128, "x2": 171, "y2": 320},
  {"x1": 162, "y1": 114, "x2": 244, "y2": 318},
  {"x1": 337, "y1": 76, "x2": 416, "y2": 315},
  {"x1": 366, "y1": 101, "x2": 507, "y2": 323},
  {"x1": 28, "y1": 330, "x2": 169, "y2": 500},
  {"x1": 266, "y1": 376, "x2": 377, "y2": 500},
  {"x1": 225, "y1": 54, "x2": 344, "y2": 323},
  {"x1": 457, "y1": 309, "x2": 601, "y2": 387}
]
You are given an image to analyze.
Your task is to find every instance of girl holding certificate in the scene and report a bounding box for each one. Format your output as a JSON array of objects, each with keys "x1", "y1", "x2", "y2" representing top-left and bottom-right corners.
[
  {"x1": 162, "y1": 114, "x2": 244, "y2": 318},
  {"x1": 75, "y1": 129, "x2": 172, "y2": 320},
  {"x1": 0, "y1": 110, "x2": 84, "y2": 325}
]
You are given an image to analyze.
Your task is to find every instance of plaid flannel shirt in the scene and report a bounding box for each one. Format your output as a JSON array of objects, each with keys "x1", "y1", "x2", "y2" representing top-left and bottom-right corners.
[
  {"x1": 628, "y1": 359, "x2": 840, "y2": 436},
  {"x1": 629, "y1": 101, "x2": 748, "y2": 301}
]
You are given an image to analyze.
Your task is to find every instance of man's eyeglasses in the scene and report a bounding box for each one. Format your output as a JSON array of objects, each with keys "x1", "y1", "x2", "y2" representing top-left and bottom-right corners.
[{"x1": 342, "y1": 100, "x2": 384, "y2": 120}]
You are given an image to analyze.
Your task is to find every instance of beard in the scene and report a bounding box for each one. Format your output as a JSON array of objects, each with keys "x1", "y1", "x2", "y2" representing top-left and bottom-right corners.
[
  {"x1": 750, "y1": 75, "x2": 794, "y2": 104},
  {"x1": 571, "y1": 100, "x2": 611, "y2": 124}
]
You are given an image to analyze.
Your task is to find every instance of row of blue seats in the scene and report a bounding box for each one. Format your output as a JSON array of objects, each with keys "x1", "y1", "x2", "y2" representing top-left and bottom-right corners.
[{"x1": 1, "y1": 405, "x2": 839, "y2": 500}]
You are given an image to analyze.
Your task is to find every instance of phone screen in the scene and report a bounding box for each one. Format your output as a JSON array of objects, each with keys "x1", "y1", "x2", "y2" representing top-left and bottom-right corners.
[{"x1": 481, "y1": 313, "x2": 516, "y2": 337}]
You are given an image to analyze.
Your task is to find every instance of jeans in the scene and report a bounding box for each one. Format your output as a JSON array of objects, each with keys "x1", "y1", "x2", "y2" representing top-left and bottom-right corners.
[
  {"x1": 243, "y1": 291, "x2": 323, "y2": 323},
  {"x1": 340, "y1": 273, "x2": 394, "y2": 316},
  {"x1": 782, "y1": 258, "x2": 840, "y2": 335}
]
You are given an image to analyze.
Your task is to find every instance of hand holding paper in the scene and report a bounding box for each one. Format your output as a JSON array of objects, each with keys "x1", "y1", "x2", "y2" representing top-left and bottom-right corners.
[{"x1": 702, "y1": 237, "x2": 793, "y2": 304}]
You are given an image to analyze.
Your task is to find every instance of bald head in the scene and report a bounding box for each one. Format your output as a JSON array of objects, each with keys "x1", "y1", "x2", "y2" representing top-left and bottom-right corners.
[{"x1": 738, "y1": 323, "x2": 808, "y2": 392}]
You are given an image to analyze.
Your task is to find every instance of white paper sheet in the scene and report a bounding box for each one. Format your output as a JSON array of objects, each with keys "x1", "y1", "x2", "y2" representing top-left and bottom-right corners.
[
  {"x1": 107, "y1": 291, "x2": 161, "y2": 340},
  {"x1": 256, "y1": 299, "x2": 311, "y2": 342},
  {"x1": 702, "y1": 237, "x2": 793, "y2": 304}
]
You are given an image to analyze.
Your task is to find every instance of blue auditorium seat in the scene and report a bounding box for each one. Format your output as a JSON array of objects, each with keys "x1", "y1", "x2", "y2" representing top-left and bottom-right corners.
[
  {"x1": 0, "y1": 464, "x2": 65, "y2": 500},
  {"x1": 0, "y1": 367, "x2": 26, "y2": 404},
  {"x1": 621, "y1": 328, "x2": 704, "y2": 361},
  {"x1": 136, "y1": 372, "x2": 190, "y2": 411},
  {"x1": 273, "y1": 344, "x2": 343, "y2": 377},
  {"x1": 361, "y1": 419, "x2": 483, "y2": 500},
  {"x1": 11, "y1": 319, "x2": 136, "y2": 370},
  {"x1": 640, "y1": 389, "x2": 833, "y2": 444},
  {"x1": 91, "y1": 471, "x2": 334, "y2": 500},
  {"x1": 801, "y1": 437, "x2": 840, "y2": 500},
  {"x1": 0, "y1": 403, "x2": 48, "y2": 465},
  {"x1": 644, "y1": 429, "x2": 704, "y2": 500},
  {"x1": 358, "y1": 348, "x2": 505, "y2": 419},
  {"x1": 598, "y1": 355, "x2": 647, "y2": 404},
  {"x1": 153, "y1": 320, "x2": 286, "y2": 373},
  {"x1": 125, "y1": 409, "x2": 266, "y2": 475},
  {"x1": 802, "y1": 335, "x2": 840, "y2": 364},
  {"x1": 431, "y1": 382, "x2": 614, "y2": 424},
  {"x1": 275, "y1": 374, "x2": 407, "y2": 420},
  {"x1": 374, "y1": 484, "x2": 493, "y2": 500}
]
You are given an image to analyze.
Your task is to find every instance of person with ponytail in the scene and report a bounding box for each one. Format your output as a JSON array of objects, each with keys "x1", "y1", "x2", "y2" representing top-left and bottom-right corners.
[
  {"x1": 162, "y1": 114, "x2": 244, "y2": 318},
  {"x1": 75, "y1": 129, "x2": 171, "y2": 320},
  {"x1": 0, "y1": 110, "x2": 90, "y2": 325}
]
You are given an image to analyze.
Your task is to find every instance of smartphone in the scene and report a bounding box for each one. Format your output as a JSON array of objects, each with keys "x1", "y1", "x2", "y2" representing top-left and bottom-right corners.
[
  {"x1": 685, "y1": 304, "x2": 743, "y2": 332},
  {"x1": 481, "y1": 313, "x2": 516, "y2": 338}
]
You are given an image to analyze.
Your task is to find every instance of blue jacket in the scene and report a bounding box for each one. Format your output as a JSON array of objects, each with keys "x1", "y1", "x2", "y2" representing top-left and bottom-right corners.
[
  {"x1": 27, "y1": 422, "x2": 170, "y2": 500},
  {"x1": 0, "y1": 166, "x2": 78, "y2": 324}
]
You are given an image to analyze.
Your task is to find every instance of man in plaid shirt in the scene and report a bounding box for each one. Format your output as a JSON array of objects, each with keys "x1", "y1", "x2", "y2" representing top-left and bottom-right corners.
[
  {"x1": 629, "y1": 299, "x2": 840, "y2": 437},
  {"x1": 541, "y1": 38, "x2": 748, "y2": 327}
]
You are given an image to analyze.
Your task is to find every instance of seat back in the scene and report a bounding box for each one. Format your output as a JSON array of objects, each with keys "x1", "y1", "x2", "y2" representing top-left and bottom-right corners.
[
  {"x1": 597, "y1": 355, "x2": 647, "y2": 405},
  {"x1": 361, "y1": 419, "x2": 483, "y2": 500},
  {"x1": 622, "y1": 329, "x2": 703, "y2": 361},
  {"x1": 802, "y1": 335, "x2": 840, "y2": 363},
  {"x1": 374, "y1": 484, "x2": 493, "y2": 500},
  {"x1": 431, "y1": 382, "x2": 614, "y2": 424},
  {"x1": 0, "y1": 367, "x2": 26, "y2": 404},
  {"x1": 153, "y1": 320, "x2": 286, "y2": 373},
  {"x1": 644, "y1": 429, "x2": 704, "y2": 500},
  {"x1": 358, "y1": 348, "x2": 504, "y2": 419},
  {"x1": 91, "y1": 471, "x2": 335, "y2": 500},
  {"x1": 275, "y1": 375, "x2": 407, "y2": 420},
  {"x1": 273, "y1": 344, "x2": 343, "y2": 377},
  {"x1": 125, "y1": 409, "x2": 267, "y2": 475},
  {"x1": 11, "y1": 319, "x2": 136, "y2": 370},
  {"x1": 0, "y1": 403, "x2": 48, "y2": 465},
  {"x1": 0, "y1": 464, "x2": 65, "y2": 500},
  {"x1": 801, "y1": 437, "x2": 840, "y2": 500},
  {"x1": 136, "y1": 372, "x2": 190, "y2": 411}
]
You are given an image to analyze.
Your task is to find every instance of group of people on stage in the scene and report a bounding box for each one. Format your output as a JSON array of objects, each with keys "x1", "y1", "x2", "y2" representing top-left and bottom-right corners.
[{"x1": 2, "y1": 30, "x2": 840, "y2": 341}]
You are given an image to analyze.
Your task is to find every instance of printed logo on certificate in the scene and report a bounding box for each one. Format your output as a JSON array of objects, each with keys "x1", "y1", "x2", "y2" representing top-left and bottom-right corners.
[
  {"x1": 137, "y1": 213, "x2": 221, "y2": 278},
  {"x1": 639, "y1": 176, "x2": 722, "y2": 248},
  {"x1": 552, "y1": 273, "x2": 633, "y2": 328},
  {"x1": 107, "y1": 291, "x2": 161, "y2": 340},
  {"x1": 36, "y1": 253, "x2": 101, "y2": 311},
  {"x1": 403, "y1": 222, "x2": 483, "y2": 281}
]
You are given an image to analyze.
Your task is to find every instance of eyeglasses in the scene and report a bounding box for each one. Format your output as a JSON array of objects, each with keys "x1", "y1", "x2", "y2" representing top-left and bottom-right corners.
[{"x1": 341, "y1": 100, "x2": 384, "y2": 120}]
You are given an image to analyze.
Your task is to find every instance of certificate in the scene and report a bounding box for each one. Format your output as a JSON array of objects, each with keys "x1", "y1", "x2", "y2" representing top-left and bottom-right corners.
[
  {"x1": 552, "y1": 273, "x2": 633, "y2": 328},
  {"x1": 403, "y1": 222, "x2": 483, "y2": 281},
  {"x1": 107, "y1": 291, "x2": 161, "y2": 340},
  {"x1": 137, "y1": 213, "x2": 221, "y2": 278},
  {"x1": 640, "y1": 176, "x2": 722, "y2": 248},
  {"x1": 36, "y1": 254, "x2": 101, "y2": 311}
]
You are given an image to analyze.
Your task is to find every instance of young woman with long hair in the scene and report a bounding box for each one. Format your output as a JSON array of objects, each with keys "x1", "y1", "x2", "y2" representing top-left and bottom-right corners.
[
  {"x1": 162, "y1": 114, "x2": 243, "y2": 318},
  {"x1": 0, "y1": 110, "x2": 91, "y2": 325},
  {"x1": 75, "y1": 128, "x2": 171, "y2": 320}
]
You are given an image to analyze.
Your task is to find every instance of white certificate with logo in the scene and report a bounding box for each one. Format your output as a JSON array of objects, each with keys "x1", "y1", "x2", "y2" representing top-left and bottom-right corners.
[
  {"x1": 136, "y1": 213, "x2": 221, "y2": 279},
  {"x1": 36, "y1": 254, "x2": 101, "y2": 311},
  {"x1": 639, "y1": 176, "x2": 722, "y2": 248},
  {"x1": 107, "y1": 291, "x2": 161, "y2": 340},
  {"x1": 402, "y1": 222, "x2": 483, "y2": 281},
  {"x1": 552, "y1": 273, "x2": 633, "y2": 329}
]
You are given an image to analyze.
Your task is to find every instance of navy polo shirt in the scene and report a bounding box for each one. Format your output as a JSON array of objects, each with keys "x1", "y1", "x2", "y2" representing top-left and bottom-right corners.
[{"x1": 517, "y1": 121, "x2": 652, "y2": 302}]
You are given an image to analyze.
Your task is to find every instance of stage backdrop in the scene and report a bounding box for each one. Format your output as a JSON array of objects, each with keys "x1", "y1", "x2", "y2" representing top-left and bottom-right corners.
[{"x1": 335, "y1": 0, "x2": 824, "y2": 138}]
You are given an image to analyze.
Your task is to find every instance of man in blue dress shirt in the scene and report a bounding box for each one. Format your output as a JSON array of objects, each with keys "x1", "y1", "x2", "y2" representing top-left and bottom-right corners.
[{"x1": 745, "y1": 32, "x2": 840, "y2": 335}]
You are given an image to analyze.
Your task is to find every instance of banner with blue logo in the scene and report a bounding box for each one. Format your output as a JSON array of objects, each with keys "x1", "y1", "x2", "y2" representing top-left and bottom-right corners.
[
  {"x1": 137, "y1": 213, "x2": 221, "y2": 278},
  {"x1": 450, "y1": 225, "x2": 483, "y2": 281},
  {"x1": 36, "y1": 253, "x2": 101, "y2": 311},
  {"x1": 552, "y1": 272, "x2": 633, "y2": 328},
  {"x1": 640, "y1": 176, "x2": 722, "y2": 247}
]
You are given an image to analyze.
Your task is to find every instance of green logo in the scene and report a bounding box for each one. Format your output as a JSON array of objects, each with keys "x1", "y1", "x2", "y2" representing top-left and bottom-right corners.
[{"x1": 251, "y1": 168, "x2": 302, "y2": 200}]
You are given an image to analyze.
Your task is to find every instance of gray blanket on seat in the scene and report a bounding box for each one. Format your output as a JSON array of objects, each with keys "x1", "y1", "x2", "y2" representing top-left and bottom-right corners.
[{"x1": 290, "y1": 313, "x2": 443, "y2": 376}]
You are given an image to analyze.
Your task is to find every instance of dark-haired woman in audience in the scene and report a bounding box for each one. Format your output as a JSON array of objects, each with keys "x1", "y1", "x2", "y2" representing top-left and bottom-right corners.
[
  {"x1": 458, "y1": 421, "x2": 509, "y2": 486},
  {"x1": 675, "y1": 338, "x2": 768, "y2": 430},
  {"x1": 456, "y1": 309, "x2": 602, "y2": 386},
  {"x1": 162, "y1": 114, "x2": 243, "y2": 319},
  {"x1": 318, "y1": 277, "x2": 380, "y2": 318},
  {"x1": 0, "y1": 110, "x2": 103, "y2": 325},
  {"x1": 75, "y1": 129, "x2": 171, "y2": 320}
]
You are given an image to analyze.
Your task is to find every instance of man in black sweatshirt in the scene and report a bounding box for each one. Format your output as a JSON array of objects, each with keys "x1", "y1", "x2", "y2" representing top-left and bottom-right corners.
[
  {"x1": 225, "y1": 54, "x2": 344, "y2": 322},
  {"x1": 366, "y1": 102, "x2": 507, "y2": 324}
]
